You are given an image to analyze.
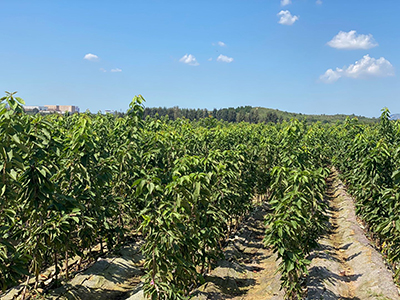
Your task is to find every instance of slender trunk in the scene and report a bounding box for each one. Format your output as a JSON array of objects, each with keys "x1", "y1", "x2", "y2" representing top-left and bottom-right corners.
[
  {"x1": 119, "y1": 210, "x2": 124, "y2": 243},
  {"x1": 65, "y1": 247, "x2": 69, "y2": 281},
  {"x1": 34, "y1": 273, "x2": 39, "y2": 290},
  {"x1": 54, "y1": 251, "x2": 58, "y2": 284},
  {"x1": 21, "y1": 275, "x2": 30, "y2": 300},
  {"x1": 234, "y1": 217, "x2": 239, "y2": 231},
  {"x1": 34, "y1": 236, "x2": 39, "y2": 290},
  {"x1": 89, "y1": 246, "x2": 93, "y2": 262},
  {"x1": 77, "y1": 256, "x2": 83, "y2": 270},
  {"x1": 226, "y1": 219, "x2": 232, "y2": 239},
  {"x1": 218, "y1": 238, "x2": 222, "y2": 250},
  {"x1": 1, "y1": 159, "x2": 8, "y2": 214}
]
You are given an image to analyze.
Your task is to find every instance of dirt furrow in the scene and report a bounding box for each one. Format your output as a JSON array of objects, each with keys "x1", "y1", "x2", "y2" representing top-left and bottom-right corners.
[
  {"x1": 307, "y1": 169, "x2": 400, "y2": 300},
  {"x1": 191, "y1": 202, "x2": 284, "y2": 300}
]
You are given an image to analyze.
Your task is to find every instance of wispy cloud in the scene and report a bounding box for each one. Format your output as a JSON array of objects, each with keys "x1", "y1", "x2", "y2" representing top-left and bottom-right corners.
[
  {"x1": 316, "y1": 0, "x2": 322, "y2": 4},
  {"x1": 216, "y1": 54, "x2": 234, "y2": 63},
  {"x1": 179, "y1": 54, "x2": 199, "y2": 66},
  {"x1": 212, "y1": 41, "x2": 226, "y2": 47},
  {"x1": 277, "y1": 10, "x2": 299, "y2": 25},
  {"x1": 84, "y1": 53, "x2": 99, "y2": 61},
  {"x1": 100, "y1": 68, "x2": 107, "y2": 72},
  {"x1": 327, "y1": 30, "x2": 378, "y2": 50},
  {"x1": 320, "y1": 55, "x2": 394, "y2": 83},
  {"x1": 111, "y1": 68, "x2": 122, "y2": 72},
  {"x1": 281, "y1": 0, "x2": 291, "y2": 6}
]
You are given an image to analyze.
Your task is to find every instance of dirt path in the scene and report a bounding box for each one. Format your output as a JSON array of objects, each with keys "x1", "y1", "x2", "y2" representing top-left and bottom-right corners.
[
  {"x1": 191, "y1": 203, "x2": 284, "y2": 300},
  {"x1": 306, "y1": 169, "x2": 400, "y2": 300}
]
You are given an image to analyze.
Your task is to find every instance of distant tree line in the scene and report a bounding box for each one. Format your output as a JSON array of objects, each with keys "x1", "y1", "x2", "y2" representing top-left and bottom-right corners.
[
  {"x1": 27, "y1": 104, "x2": 377, "y2": 125},
  {"x1": 143, "y1": 106, "x2": 283, "y2": 124}
]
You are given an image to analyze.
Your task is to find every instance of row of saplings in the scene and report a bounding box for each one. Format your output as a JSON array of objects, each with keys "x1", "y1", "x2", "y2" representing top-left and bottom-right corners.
[
  {"x1": 263, "y1": 119, "x2": 331, "y2": 300},
  {"x1": 266, "y1": 110, "x2": 400, "y2": 299}
]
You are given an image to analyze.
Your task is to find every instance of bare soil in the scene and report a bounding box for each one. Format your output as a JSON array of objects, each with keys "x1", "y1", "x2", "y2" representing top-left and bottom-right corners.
[
  {"x1": 306, "y1": 169, "x2": 400, "y2": 300},
  {"x1": 190, "y1": 202, "x2": 284, "y2": 300}
]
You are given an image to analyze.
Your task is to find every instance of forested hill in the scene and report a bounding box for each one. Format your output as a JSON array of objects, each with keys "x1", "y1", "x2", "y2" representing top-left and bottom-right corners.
[
  {"x1": 391, "y1": 114, "x2": 400, "y2": 120},
  {"x1": 143, "y1": 106, "x2": 378, "y2": 124}
]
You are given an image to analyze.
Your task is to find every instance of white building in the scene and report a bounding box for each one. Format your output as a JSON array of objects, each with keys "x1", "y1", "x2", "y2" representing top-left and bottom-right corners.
[
  {"x1": 44, "y1": 105, "x2": 80, "y2": 114},
  {"x1": 24, "y1": 105, "x2": 80, "y2": 114},
  {"x1": 23, "y1": 105, "x2": 48, "y2": 112}
]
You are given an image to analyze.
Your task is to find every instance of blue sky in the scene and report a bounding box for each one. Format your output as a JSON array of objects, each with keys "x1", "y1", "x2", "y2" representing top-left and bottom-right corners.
[{"x1": 1, "y1": 0, "x2": 399, "y2": 117}]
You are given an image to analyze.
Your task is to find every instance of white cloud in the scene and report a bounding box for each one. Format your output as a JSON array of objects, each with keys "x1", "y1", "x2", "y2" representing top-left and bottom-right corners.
[
  {"x1": 281, "y1": 0, "x2": 291, "y2": 6},
  {"x1": 212, "y1": 41, "x2": 226, "y2": 47},
  {"x1": 316, "y1": 0, "x2": 322, "y2": 4},
  {"x1": 320, "y1": 69, "x2": 341, "y2": 83},
  {"x1": 277, "y1": 10, "x2": 299, "y2": 25},
  {"x1": 100, "y1": 68, "x2": 107, "y2": 72},
  {"x1": 320, "y1": 55, "x2": 394, "y2": 83},
  {"x1": 208, "y1": 58, "x2": 213, "y2": 61},
  {"x1": 84, "y1": 53, "x2": 99, "y2": 61},
  {"x1": 216, "y1": 54, "x2": 234, "y2": 63},
  {"x1": 179, "y1": 54, "x2": 199, "y2": 66},
  {"x1": 111, "y1": 68, "x2": 122, "y2": 72},
  {"x1": 327, "y1": 30, "x2": 378, "y2": 50}
]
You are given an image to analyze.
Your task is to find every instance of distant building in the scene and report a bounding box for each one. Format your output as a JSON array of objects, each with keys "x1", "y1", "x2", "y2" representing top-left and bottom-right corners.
[
  {"x1": 23, "y1": 105, "x2": 80, "y2": 114},
  {"x1": 104, "y1": 110, "x2": 115, "y2": 114},
  {"x1": 23, "y1": 105, "x2": 48, "y2": 112},
  {"x1": 45, "y1": 105, "x2": 80, "y2": 114}
]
